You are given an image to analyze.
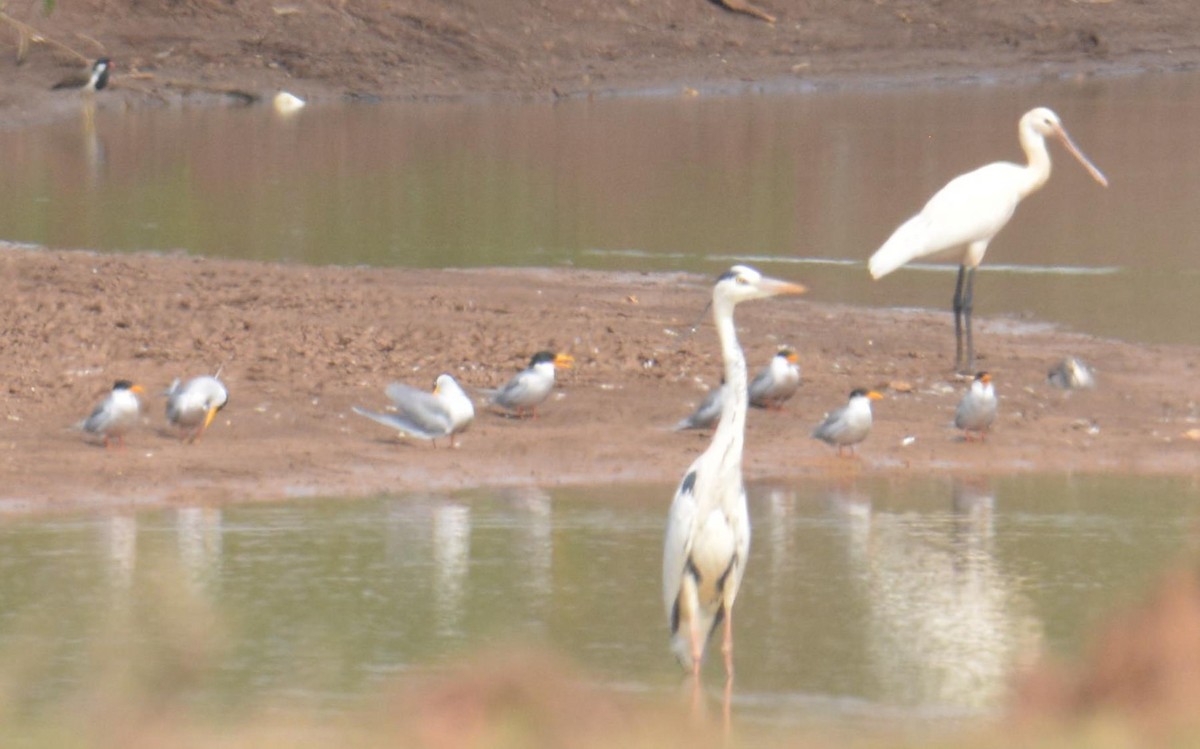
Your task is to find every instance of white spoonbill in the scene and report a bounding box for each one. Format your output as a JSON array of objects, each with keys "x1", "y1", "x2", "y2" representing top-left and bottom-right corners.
[
  {"x1": 663, "y1": 265, "x2": 805, "y2": 687},
  {"x1": 868, "y1": 107, "x2": 1108, "y2": 373}
]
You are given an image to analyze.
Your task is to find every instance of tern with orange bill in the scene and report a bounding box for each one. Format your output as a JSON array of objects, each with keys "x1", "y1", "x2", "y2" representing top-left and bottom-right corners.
[
  {"x1": 481, "y1": 351, "x2": 573, "y2": 418},
  {"x1": 812, "y1": 389, "x2": 882, "y2": 457},
  {"x1": 955, "y1": 371, "x2": 997, "y2": 441},
  {"x1": 353, "y1": 373, "x2": 474, "y2": 448},
  {"x1": 77, "y1": 379, "x2": 144, "y2": 448},
  {"x1": 748, "y1": 348, "x2": 801, "y2": 410},
  {"x1": 166, "y1": 375, "x2": 229, "y2": 443}
]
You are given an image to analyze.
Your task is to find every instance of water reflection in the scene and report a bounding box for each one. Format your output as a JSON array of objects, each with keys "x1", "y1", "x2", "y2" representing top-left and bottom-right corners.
[
  {"x1": 1, "y1": 74, "x2": 1198, "y2": 344},
  {"x1": 176, "y1": 506, "x2": 223, "y2": 595},
  {"x1": 0, "y1": 475, "x2": 1195, "y2": 728},
  {"x1": 431, "y1": 502, "x2": 470, "y2": 638},
  {"x1": 843, "y1": 477, "x2": 1041, "y2": 711},
  {"x1": 101, "y1": 512, "x2": 137, "y2": 591}
]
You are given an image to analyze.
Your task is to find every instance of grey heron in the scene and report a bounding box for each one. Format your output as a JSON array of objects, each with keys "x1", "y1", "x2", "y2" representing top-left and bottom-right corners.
[{"x1": 662, "y1": 265, "x2": 805, "y2": 683}]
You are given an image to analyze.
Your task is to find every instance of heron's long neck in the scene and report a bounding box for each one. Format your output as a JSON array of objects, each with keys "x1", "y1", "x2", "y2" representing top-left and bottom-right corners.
[
  {"x1": 1018, "y1": 126, "x2": 1053, "y2": 199},
  {"x1": 711, "y1": 297, "x2": 747, "y2": 472}
]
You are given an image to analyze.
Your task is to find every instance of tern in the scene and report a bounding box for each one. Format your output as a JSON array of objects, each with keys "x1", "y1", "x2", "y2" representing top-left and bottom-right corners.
[
  {"x1": 663, "y1": 265, "x2": 805, "y2": 689},
  {"x1": 481, "y1": 351, "x2": 573, "y2": 418},
  {"x1": 748, "y1": 348, "x2": 800, "y2": 410},
  {"x1": 868, "y1": 107, "x2": 1108, "y2": 373},
  {"x1": 812, "y1": 389, "x2": 883, "y2": 457},
  {"x1": 77, "y1": 380, "x2": 143, "y2": 448},
  {"x1": 955, "y1": 372, "x2": 997, "y2": 442},
  {"x1": 165, "y1": 375, "x2": 229, "y2": 443},
  {"x1": 672, "y1": 378, "x2": 726, "y2": 432},
  {"x1": 354, "y1": 373, "x2": 474, "y2": 447}
]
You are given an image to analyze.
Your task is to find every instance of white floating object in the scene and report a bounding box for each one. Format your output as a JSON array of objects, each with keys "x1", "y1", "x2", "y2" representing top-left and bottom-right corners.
[
  {"x1": 273, "y1": 91, "x2": 306, "y2": 115},
  {"x1": 900, "y1": 435, "x2": 916, "y2": 447}
]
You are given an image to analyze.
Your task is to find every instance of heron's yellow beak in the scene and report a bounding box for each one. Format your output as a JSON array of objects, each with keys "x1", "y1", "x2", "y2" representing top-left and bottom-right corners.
[
  {"x1": 867, "y1": 391, "x2": 884, "y2": 401},
  {"x1": 202, "y1": 406, "x2": 219, "y2": 432},
  {"x1": 761, "y1": 278, "x2": 807, "y2": 296},
  {"x1": 980, "y1": 373, "x2": 992, "y2": 385},
  {"x1": 785, "y1": 351, "x2": 799, "y2": 364},
  {"x1": 130, "y1": 385, "x2": 146, "y2": 395},
  {"x1": 554, "y1": 353, "x2": 575, "y2": 369}
]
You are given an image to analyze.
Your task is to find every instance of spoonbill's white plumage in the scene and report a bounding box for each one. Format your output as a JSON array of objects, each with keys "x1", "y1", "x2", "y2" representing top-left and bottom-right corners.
[
  {"x1": 868, "y1": 107, "x2": 1108, "y2": 373},
  {"x1": 663, "y1": 265, "x2": 805, "y2": 687}
]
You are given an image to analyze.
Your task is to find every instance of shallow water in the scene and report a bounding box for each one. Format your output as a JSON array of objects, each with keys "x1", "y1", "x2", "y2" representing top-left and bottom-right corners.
[
  {"x1": 1, "y1": 72, "x2": 1198, "y2": 345},
  {"x1": 0, "y1": 475, "x2": 1196, "y2": 730}
]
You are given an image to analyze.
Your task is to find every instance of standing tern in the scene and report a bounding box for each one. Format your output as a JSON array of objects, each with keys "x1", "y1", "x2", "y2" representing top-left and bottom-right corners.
[
  {"x1": 481, "y1": 351, "x2": 573, "y2": 418},
  {"x1": 812, "y1": 389, "x2": 883, "y2": 457},
  {"x1": 955, "y1": 372, "x2": 997, "y2": 442},
  {"x1": 868, "y1": 107, "x2": 1108, "y2": 373},
  {"x1": 354, "y1": 373, "x2": 474, "y2": 447},
  {"x1": 663, "y1": 265, "x2": 805, "y2": 696},
  {"x1": 672, "y1": 378, "x2": 726, "y2": 432},
  {"x1": 77, "y1": 380, "x2": 144, "y2": 448},
  {"x1": 166, "y1": 375, "x2": 229, "y2": 443},
  {"x1": 748, "y1": 348, "x2": 801, "y2": 410}
]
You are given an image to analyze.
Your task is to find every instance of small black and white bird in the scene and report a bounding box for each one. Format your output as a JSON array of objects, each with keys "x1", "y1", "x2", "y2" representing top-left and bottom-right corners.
[
  {"x1": 354, "y1": 373, "x2": 475, "y2": 448},
  {"x1": 672, "y1": 378, "x2": 726, "y2": 432},
  {"x1": 1047, "y1": 357, "x2": 1096, "y2": 390},
  {"x1": 481, "y1": 351, "x2": 573, "y2": 418},
  {"x1": 52, "y1": 57, "x2": 112, "y2": 93},
  {"x1": 77, "y1": 379, "x2": 143, "y2": 448},
  {"x1": 165, "y1": 375, "x2": 229, "y2": 443},
  {"x1": 812, "y1": 388, "x2": 883, "y2": 457},
  {"x1": 748, "y1": 348, "x2": 801, "y2": 410},
  {"x1": 955, "y1": 371, "x2": 997, "y2": 442}
]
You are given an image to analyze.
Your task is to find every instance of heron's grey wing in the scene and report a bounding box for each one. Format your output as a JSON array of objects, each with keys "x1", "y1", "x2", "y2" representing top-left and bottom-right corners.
[{"x1": 352, "y1": 405, "x2": 450, "y2": 440}]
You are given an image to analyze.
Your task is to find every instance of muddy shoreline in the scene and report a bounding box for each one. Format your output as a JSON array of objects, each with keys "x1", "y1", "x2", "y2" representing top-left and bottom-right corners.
[
  {"x1": 0, "y1": 245, "x2": 1196, "y2": 512},
  {"x1": 2, "y1": 2, "x2": 1199, "y2": 508}
]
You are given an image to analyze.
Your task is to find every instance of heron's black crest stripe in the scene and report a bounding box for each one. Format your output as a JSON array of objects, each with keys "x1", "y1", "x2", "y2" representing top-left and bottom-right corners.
[
  {"x1": 680, "y1": 470, "x2": 697, "y2": 497},
  {"x1": 670, "y1": 599, "x2": 680, "y2": 634},
  {"x1": 716, "y1": 269, "x2": 738, "y2": 283},
  {"x1": 685, "y1": 556, "x2": 701, "y2": 583}
]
